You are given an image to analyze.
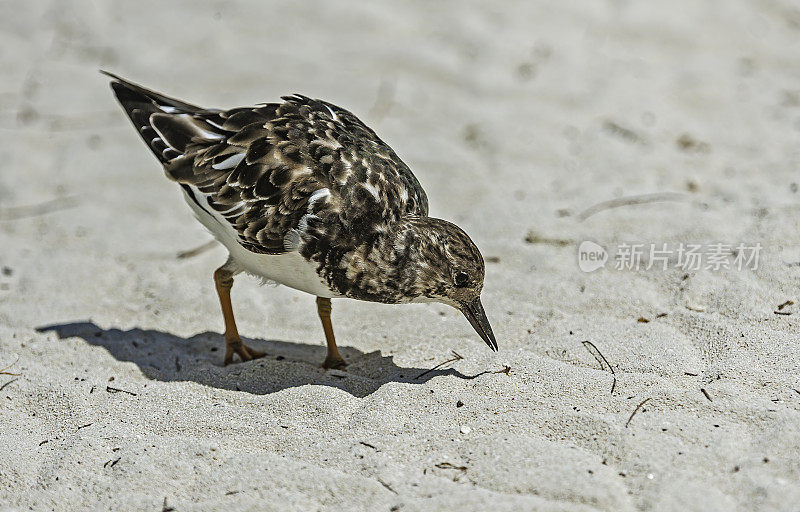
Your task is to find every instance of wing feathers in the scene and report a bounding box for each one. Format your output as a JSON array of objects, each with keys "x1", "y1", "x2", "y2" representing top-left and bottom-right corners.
[
  {"x1": 102, "y1": 70, "x2": 204, "y2": 113},
  {"x1": 106, "y1": 73, "x2": 429, "y2": 257}
]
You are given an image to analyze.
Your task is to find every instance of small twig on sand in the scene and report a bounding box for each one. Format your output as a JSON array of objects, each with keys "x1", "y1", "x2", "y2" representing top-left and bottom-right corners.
[
  {"x1": 0, "y1": 378, "x2": 19, "y2": 392},
  {"x1": 0, "y1": 358, "x2": 21, "y2": 391},
  {"x1": 582, "y1": 341, "x2": 617, "y2": 394},
  {"x1": 625, "y1": 398, "x2": 651, "y2": 428},
  {"x1": 524, "y1": 232, "x2": 571, "y2": 246},
  {"x1": 162, "y1": 497, "x2": 176, "y2": 512},
  {"x1": 458, "y1": 365, "x2": 512, "y2": 380},
  {"x1": 435, "y1": 462, "x2": 468, "y2": 481},
  {"x1": 414, "y1": 352, "x2": 509, "y2": 381},
  {"x1": 414, "y1": 351, "x2": 464, "y2": 380},
  {"x1": 376, "y1": 478, "x2": 397, "y2": 494},
  {"x1": 435, "y1": 462, "x2": 468, "y2": 470},
  {"x1": 700, "y1": 388, "x2": 713, "y2": 402},
  {"x1": 106, "y1": 386, "x2": 137, "y2": 396},
  {"x1": 359, "y1": 441, "x2": 377, "y2": 450},
  {"x1": 0, "y1": 196, "x2": 79, "y2": 221},
  {"x1": 495, "y1": 365, "x2": 511, "y2": 376},
  {"x1": 777, "y1": 300, "x2": 794, "y2": 311},
  {"x1": 0, "y1": 357, "x2": 21, "y2": 376},
  {"x1": 578, "y1": 193, "x2": 687, "y2": 222},
  {"x1": 176, "y1": 240, "x2": 217, "y2": 259}
]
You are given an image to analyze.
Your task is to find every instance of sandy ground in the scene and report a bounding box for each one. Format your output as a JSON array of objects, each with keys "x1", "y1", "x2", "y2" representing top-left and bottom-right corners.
[{"x1": 2, "y1": 0, "x2": 800, "y2": 510}]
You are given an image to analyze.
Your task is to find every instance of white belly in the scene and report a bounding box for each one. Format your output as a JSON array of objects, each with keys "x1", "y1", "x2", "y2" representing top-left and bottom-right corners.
[{"x1": 182, "y1": 188, "x2": 341, "y2": 298}]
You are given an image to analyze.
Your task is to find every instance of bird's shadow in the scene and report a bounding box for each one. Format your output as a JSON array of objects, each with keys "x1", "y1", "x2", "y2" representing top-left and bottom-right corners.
[{"x1": 38, "y1": 322, "x2": 478, "y2": 398}]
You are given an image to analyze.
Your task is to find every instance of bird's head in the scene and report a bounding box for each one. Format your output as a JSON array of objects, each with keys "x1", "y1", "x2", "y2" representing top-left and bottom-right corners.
[{"x1": 402, "y1": 217, "x2": 498, "y2": 351}]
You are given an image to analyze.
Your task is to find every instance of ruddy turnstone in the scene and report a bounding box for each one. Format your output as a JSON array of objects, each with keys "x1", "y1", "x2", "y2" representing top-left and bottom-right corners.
[{"x1": 104, "y1": 71, "x2": 497, "y2": 368}]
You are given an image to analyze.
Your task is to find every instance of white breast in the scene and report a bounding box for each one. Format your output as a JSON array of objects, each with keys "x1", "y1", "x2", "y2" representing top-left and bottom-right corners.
[{"x1": 181, "y1": 187, "x2": 341, "y2": 298}]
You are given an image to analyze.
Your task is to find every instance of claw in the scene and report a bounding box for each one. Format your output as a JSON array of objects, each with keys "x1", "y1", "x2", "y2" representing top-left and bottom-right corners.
[{"x1": 224, "y1": 337, "x2": 265, "y2": 365}]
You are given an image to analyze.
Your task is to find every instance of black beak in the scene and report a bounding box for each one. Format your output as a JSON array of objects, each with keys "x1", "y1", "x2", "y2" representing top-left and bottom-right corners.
[{"x1": 459, "y1": 297, "x2": 498, "y2": 352}]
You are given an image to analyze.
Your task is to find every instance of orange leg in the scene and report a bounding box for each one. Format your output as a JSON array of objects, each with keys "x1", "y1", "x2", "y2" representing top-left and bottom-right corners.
[
  {"x1": 316, "y1": 297, "x2": 346, "y2": 369},
  {"x1": 214, "y1": 265, "x2": 265, "y2": 365}
]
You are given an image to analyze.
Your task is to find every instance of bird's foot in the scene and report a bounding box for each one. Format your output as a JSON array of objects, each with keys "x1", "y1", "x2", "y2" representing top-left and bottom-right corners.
[
  {"x1": 322, "y1": 355, "x2": 347, "y2": 370},
  {"x1": 224, "y1": 337, "x2": 266, "y2": 365}
]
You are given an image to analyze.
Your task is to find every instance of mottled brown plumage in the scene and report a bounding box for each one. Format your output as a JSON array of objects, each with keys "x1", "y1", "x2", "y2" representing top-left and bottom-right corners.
[{"x1": 105, "y1": 71, "x2": 497, "y2": 365}]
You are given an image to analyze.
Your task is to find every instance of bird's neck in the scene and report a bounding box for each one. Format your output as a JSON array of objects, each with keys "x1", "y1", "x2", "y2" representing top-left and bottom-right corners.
[{"x1": 332, "y1": 216, "x2": 440, "y2": 303}]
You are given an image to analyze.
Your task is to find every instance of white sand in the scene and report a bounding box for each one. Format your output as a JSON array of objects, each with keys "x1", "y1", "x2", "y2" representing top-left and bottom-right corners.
[{"x1": 2, "y1": 1, "x2": 800, "y2": 510}]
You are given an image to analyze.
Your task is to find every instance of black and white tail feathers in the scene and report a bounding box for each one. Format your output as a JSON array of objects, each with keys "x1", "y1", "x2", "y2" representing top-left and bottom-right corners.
[{"x1": 102, "y1": 70, "x2": 224, "y2": 165}]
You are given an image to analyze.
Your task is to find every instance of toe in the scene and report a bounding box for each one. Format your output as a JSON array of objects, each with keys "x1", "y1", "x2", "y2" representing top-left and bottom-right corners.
[
  {"x1": 223, "y1": 337, "x2": 266, "y2": 365},
  {"x1": 237, "y1": 347, "x2": 253, "y2": 362},
  {"x1": 246, "y1": 346, "x2": 266, "y2": 359},
  {"x1": 223, "y1": 350, "x2": 234, "y2": 366}
]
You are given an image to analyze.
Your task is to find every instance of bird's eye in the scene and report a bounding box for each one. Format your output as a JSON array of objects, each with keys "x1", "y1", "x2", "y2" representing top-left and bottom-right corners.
[{"x1": 454, "y1": 271, "x2": 469, "y2": 287}]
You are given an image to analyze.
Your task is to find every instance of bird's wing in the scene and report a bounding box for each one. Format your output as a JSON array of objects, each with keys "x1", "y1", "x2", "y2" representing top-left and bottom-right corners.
[{"x1": 106, "y1": 73, "x2": 428, "y2": 255}]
